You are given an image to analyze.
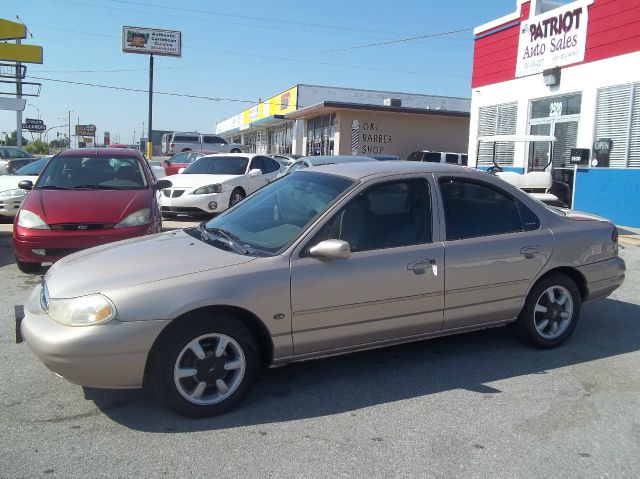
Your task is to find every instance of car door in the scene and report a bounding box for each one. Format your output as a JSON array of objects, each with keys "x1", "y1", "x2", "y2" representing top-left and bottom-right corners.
[
  {"x1": 436, "y1": 175, "x2": 554, "y2": 329},
  {"x1": 165, "y1": 152, "x2": 189, "y2": 175},
  {"x1": 245, "y1": 157, "x2": 266, "y2": 194},
  {"x1": 290, "y1": 176, "x2": 444, "y2": 355},
  {"x1": 260, "y1": 156, "x2": 282, "y2": 184}
]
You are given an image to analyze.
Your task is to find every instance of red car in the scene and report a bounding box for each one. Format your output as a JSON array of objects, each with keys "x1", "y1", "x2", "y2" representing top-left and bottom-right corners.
[
  {"x1": 13, "y1": 148, "x2": 171, "y2": 273},
  {"x1": 162, "y1": 150, "x2": 216, "y2": 176}
]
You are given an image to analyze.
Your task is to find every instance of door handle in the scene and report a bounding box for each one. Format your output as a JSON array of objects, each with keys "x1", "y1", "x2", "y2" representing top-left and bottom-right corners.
[
  {"x1": 407, "y1": 259, "x2": 437, "y2": 275},
  {"x1": 520, "y1": 245, "x2": 541, "y2": 258}
]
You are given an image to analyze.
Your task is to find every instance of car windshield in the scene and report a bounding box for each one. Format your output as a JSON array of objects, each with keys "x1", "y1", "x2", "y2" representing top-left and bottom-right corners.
[
  {"x1": 184, "y1": 156, "x2": 249, "y2": 175},
  {"x1": 187, "y1": 171, "x2": 355, "y2": 256},
  {"x1": 36, "y1": 155, "x2": 147, "y2": 189},
  {"x1": 14, "y1": 157, "x2": 49, "y2": 176}
]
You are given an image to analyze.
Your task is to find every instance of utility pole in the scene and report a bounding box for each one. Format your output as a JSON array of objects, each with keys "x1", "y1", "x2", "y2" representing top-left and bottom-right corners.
[
  {"x1": 68, "y1": 110, "x2": 71, "y2": 149},
  {"x1": 16, "y1": 37, "x2": 23, "y2": 148}
]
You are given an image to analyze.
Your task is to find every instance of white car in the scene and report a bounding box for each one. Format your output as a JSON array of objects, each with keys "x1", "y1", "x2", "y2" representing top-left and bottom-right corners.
[
  {"x1": 161, "y1": 154, "x2": 283, "y2": 216},
  {"x1": 0, "y1": 156, "x2": 51, "y2": 217}
]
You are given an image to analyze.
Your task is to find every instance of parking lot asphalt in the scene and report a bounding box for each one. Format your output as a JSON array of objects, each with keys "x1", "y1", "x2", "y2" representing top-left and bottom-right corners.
[{"x1": 1, "y1": 218, "x2": 639, "y2": 478}]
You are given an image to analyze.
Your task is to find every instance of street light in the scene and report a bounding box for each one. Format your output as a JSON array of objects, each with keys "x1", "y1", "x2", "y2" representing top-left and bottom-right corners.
[
  {"x1": 26, "y1": 103, "x2": 41, "y2": 119},
  {"x1": 44, "y1": 125, "x2": 67, "y2": 144}
]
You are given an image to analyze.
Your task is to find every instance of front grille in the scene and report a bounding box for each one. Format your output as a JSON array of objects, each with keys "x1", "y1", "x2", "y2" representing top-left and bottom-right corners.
[
  {"x1": 162, "y1": 206, "x2": 203, "y2": 213},
  {"x1": 163, "y1": 189, "x2": 185, "y2": 198},
  {"x1": 50, "y1": 223, "x2": 114, "y2": 230}
]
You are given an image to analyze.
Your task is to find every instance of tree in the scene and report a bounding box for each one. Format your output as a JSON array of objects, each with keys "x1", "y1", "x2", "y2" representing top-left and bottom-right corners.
[
  {"x1": 2, "y1": 131, "x2": 28, "y2": 147},
  {"x1": 49, "y1": 136, "x2": 69, "y2": 149},
  {"x1": 24, "y1": 140, "x2": 49, "y2": 155}
]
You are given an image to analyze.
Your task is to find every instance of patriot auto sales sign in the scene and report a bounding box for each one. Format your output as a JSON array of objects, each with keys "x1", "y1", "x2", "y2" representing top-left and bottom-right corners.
[
  {"x1": 122, "y1": 26, "x2": 182, "y2": 57},
  {"x1": 516, "y1": 1, "x2": 591, "y2": 77}
]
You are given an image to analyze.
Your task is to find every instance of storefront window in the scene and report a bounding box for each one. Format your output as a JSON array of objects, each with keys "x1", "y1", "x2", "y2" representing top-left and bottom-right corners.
[
  {"x1": 595, "y1": 82, "x2": 640, "y2": 168},
  {"x1": 477, "y1": 102, "x2": 517, "y2": 166},
  {"x1": 531, "y1": 94, "x2": 581, "y2": 119},
  {"x1": 306, "y1": 114, "x2": 335, "y2": 156}
]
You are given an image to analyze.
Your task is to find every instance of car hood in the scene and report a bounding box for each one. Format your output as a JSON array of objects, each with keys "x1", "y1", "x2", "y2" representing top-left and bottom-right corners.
[
  {"x1": 44, "y1": 229, "x2": 255, "y2": 298},
  {"x1": 0, "y1": 175, "x2": 36, "y2": 192},
  {"x1": 23, "y1": 188, "x2": 151, "y2": 224},
  {"x1": 165, "y1": 174, "x2": 240, "y2": 188}
]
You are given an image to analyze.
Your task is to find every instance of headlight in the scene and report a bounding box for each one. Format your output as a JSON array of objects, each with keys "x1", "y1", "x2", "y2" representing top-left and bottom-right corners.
[
  {"x1": 17, "y1": 209, "x2": 50, "y2": 229},
  {"x1": 47, "y1": 294, "x2": 116, "y2": 326},
  {"x1": 115, "y1": 208, "x2": 150, "y2": 228},
  {"x1": 192, "y1": 184, "x2": 222, "y2": 195},
  {"x1": 0, "y1": 188, "x2": 27, "y2": 198}
]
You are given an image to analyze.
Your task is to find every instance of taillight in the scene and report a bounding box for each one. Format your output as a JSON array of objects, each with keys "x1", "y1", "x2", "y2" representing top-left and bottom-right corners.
[{"x1": 612, "y1": 226, "x2": 619, "y2": 243}]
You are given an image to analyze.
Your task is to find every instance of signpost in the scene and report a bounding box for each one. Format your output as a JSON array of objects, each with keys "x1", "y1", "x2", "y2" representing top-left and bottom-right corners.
[
  {"x1": 0, "y1": 18, "x2": 44, "y2": 149},
  {"x1": 22, "y1": 118, "x2": 46, "y2": 132},
  {"x1": 122, "y1": 26, "x2": 181, "y2": 158}
]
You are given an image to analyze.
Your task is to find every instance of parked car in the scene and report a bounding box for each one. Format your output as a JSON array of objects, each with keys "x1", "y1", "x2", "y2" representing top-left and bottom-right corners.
[
  {"x1": 146, "y1": 159, "x2": 167, "y2": 179},
  {"x1": 161, "y1": 153, "x2": 283, "y2": 217},
  {"x1": 282, "y1": 155, "x2": 377, "y2": 177},
  {"x1": 168, "y1": 132, "x2": 242, "y2": 155},
  {"x1": 13, "y1": 148, "x2": 171, "y2": 273},
  {"x1": 269, "y1": 154, "x2": 302, "y2": 166},
  {"x1": 0, "y1": 146, "x2": 37, "y2": 175},
  {"x1": 16, "y1": 161, "x2": 625, "y2": 417},
  {"x1": 407, "y1": 150, "x2": 468, "y2": 166},
  {"x1": 162, "y1": 150, "x2": 217, "y2": 176},
  {"x1": 0, "y1": 156, "x2": 52, "y2": 217},
  {"x1": 161, "y1": 132, "x2": 172, "y2": 156}
]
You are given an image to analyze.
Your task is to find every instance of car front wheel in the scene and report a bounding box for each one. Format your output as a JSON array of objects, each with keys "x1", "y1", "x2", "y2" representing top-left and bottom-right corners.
[
  {"x1": 228, "y1": 188, "x2": 245, "y2": 208},
  {"x1": 151, "y1": 316, "x2": 259, "y2": 417},
  {"x1": 516, "y1": 273, "x2": 581, "y2": 348}
]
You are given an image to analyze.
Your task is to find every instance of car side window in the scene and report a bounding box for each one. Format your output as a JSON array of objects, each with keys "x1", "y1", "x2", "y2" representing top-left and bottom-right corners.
[
  {"x1": 261, "y1": 157, "x2": 280, "y2": 174},
  {"x1": 460, "y1": 154, "x2": 468, "y2": 166},
  {"x1": 422, "y1": 152, "x2": 442, "y2": 163},
  {"x1": 445, "y1": 154, "x2": 459, "y2": 164},
  {"x1": 439, "y1": 178, "x2": 524, "y2": 241},
  {"x1": 169, "y1": 152, "x2": 188, "y2": 164},
  {"x1": 312, "y1": 178, "x2": 432, "y2": 252},
  {"x1": 203, "y1": 135, "x2": 226, "y2": 144},
  {"x1": 249, "y1": 157, "x2": 264, "y2": 172},
  {"x1": 517, "y1": 199, "x2": 541, "y2": 231}
]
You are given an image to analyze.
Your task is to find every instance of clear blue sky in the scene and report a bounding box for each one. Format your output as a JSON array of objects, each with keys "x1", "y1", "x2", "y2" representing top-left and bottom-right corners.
[{"x1": 2, "y1": 0, "x2": 515, "y2": 145}]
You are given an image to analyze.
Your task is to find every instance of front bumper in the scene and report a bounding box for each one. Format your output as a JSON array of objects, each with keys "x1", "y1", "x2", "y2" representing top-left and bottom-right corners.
[
  {"x1": 161, "y1": 189, "x2": 231, "y2": 214},
  {"x1": 13, "y1": 222, "x2": 159, "y2": 263},
  {"x1": 18, "y1": 284, "x2": 170, "y2": 389}
]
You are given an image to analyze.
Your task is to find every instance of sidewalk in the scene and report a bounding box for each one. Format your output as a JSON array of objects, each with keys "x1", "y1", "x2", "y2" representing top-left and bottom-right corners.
[{"x1": 618, "y1": 225, "x2": 640, "y2": 247}]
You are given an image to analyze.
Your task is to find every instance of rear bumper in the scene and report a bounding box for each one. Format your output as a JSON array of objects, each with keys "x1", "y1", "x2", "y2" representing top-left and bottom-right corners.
[
  {"x1": 19, "y1": 284, "x2": 170, "y2": 389},
  {"x1": 577, "y1": 256, "x2": 626, "y2": 303},
  {"x1": 13, "y1": 223, "x2": 159, "y2": 263}
]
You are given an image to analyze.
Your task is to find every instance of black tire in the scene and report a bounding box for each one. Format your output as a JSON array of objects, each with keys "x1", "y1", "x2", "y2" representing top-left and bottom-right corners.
[
  {"x1": 515, "y1": 273, "x2": 581, "y2": 348},
  {"x1": 230, "y1": 148, "x2": 241, "y2": 153},
  {"x1": 16, "y1": 257, "x2": 41, "y2": 274},
  {"x1": 228, "y1": 188, "x2": 245, "y2": 208},
  {"x1": 151, "y1": 315, "x2": 259, "y2": 418}
]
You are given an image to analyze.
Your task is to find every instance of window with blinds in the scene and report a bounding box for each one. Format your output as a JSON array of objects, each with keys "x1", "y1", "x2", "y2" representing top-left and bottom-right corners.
[
  {"x1": 477, "y1": 102, "x2": 518, "y2": 166},
  {"x1": 595, "y1": 82, "x2": 640, "y2": 168}
]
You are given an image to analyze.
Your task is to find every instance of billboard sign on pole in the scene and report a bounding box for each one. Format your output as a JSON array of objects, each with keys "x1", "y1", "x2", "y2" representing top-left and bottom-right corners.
[{"x1": 122, "y1": 26, "x2": 181, "y2": 57}]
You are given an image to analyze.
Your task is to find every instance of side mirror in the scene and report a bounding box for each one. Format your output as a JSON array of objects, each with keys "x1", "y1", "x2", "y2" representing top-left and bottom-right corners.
[
  {"x1": 248, "y1": 168, "x2": 262, "y2": 176},
  {"x1": 309, "y1": 239, "x2": 351, "y2": 259},
  {"x1": 18, "y1": 180, "x2": 34, "y2": 190},
  {"x1": 177, "y1": 167, "x2": 186, "y2": 174},
  {"x1": 154, "y1": 179, "x2": 172, "y2": 190}
]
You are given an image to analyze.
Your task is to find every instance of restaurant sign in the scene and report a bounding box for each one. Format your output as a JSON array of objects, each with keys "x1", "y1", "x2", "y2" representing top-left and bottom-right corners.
[
  {"x1": 122, "y1": 26, "x2": 182, "y2": 57},
  {"x1": 516, "y1": 1, "x2": 591, "y2": 78}
]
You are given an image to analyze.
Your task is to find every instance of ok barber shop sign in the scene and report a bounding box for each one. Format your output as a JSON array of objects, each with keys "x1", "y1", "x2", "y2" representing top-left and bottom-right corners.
[{"x1": 516, "y1": 1, "x2": 591, "y2": 77}]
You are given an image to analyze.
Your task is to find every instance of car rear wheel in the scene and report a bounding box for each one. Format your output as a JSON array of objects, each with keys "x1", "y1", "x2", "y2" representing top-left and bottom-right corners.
[
  {"x1": 151, "y1": 315, "x2": 259, "y2": 417},
  {"x1": 516, "y1": 273, "x2": 581, "y2": 348},
  {"x1": 229, "y1": 188, "x2": 245, "y2": 208},
  {"x1": 15, "y1": 257, "x2": 41, "y2": 274}
]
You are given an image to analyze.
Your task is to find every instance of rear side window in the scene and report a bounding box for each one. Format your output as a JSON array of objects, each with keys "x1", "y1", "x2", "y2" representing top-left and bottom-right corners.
[
  {"x1": 439, "y1": 178, "x2": 523, "y2": 240},
  {"x1": 517, "y1": 199, "x2": 541, "y2": 231},
  {"x1": 445, "y1": 154, "x2": 459, "y2": 164},
  {"x1": 173, "y1": 135, "x2": 198, "y2": 143},
  {"x1": 261, "y1": 157, "x2": 281, "y2": 173},
  {"x1": 422, "y1": 152, "x2": 442, "y2": 163},
  {"x1": 202, "y1": 135, "x2": 226, "y2": 144},
  {"x1": 460, "y1": 155, "x2": 468, "y2": 166}
]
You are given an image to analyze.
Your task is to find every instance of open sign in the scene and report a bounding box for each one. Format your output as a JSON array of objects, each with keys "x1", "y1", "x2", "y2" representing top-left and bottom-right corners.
[{"x1": 593, "y1": 138, "x2": 613, "y2": 154}]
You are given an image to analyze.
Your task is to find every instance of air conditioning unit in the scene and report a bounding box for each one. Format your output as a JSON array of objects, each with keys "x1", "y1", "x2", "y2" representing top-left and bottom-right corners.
[{"x1": 384, "y1": 98, "x2": 402, "y2": 107}]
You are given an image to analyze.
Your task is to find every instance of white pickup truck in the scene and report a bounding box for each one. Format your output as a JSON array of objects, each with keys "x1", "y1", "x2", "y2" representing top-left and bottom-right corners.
[{"x1": 168, "y1": 132, "x2": 242, "y2": 155}]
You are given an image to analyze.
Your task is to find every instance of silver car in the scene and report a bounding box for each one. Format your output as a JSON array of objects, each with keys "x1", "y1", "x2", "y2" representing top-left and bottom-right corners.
[{"x1": 18, "y1": 162, "x2": 625, "y2": 417}]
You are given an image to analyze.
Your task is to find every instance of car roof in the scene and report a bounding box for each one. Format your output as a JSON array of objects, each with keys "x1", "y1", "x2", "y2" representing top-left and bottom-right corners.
[
  {"x1": 58, "y1": 148, "x2": 142, "y2": 157},
  {"x1": 305, "y1": 155, "x2": 376, "y2": 166},
  {"x1": 308, "y1": 160, "x2": 484, "y2": 180},
  {"x1": 198, "y1": 153, "x2": 257, "y2": 159}
]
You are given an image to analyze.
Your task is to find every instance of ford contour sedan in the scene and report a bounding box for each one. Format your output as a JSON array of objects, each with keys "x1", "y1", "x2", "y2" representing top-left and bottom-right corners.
[
  {"x1": 17, "y1": 162, "x2": 625, "y2": 417},
  {"x1": 13, "y1": 148, "x2": 170, "y2": 273}
]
